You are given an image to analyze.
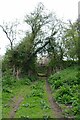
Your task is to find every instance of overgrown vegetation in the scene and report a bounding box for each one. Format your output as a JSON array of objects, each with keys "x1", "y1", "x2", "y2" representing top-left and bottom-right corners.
[
  {"x1": 48, "y1": 66, "x2": 80, "y2": 118},
  {"x1": 2, "y1": 77, "x2": 32, "y2": 118},
  {"x1": 15, "y1": 80, "x2": 53, "y2": 118},
  {"x1": 2, "y1": 78, "x2": 54, "y2": 118},
  {"x1": 1, "y1": 3, "x2": 79, "y2": 78}
]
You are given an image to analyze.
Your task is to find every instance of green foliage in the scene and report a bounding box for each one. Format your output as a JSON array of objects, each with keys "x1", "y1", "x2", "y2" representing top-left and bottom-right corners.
[
  {"x1": 63, "y1": 60, "x2": 78, "y2": 68},
  {"x1": 2, "y1": 70, "x2": 32, "y2": 93},
  {"x1": 52, "y1": 80, "x2": 63, "y2": 89},
  {"x1": 63, "y1": 21, "x2": 78, "y2": 60},
  {"x1": 49, "y1": 73, "x2": 61, "y2": 83},
  {"x1": 2, "y1": 2, "x2": 66, "y2": 78},
  {"x1": 30, "y1": 81, "x2": 44, "y2": 98},
  {"x1": 18, "y1": 77, "x2": 31, "y2": 85},
  {"x1": 48, "y1": 66, "x2": 80, "y2": 117},
  {"x1": 2, "y1": 70, "x2": 16, "y2": 88},
  {"x1": 40, "y1": 100, "x2": 50, "y2": 110},
  {"x1": 64, "y1": 77, "x2": 78, "y2": 85},
  {"x1": 12, "y1": 80, "x2": 53, "y2": 118},
  {"x1": 31, "y1": 90, "x2": 43, "y2": 98},
  {"x1": 28, "y1": 75, "x2": 37, "y2": 82},
  {"x1": 76, "y1": 69, "x2": 80, "y2": 84}
]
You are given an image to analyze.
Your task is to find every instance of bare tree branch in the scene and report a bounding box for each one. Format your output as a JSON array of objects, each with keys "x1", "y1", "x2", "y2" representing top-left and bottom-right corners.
[{"x1": 0, "y1": 21, "x2": 19, "y2": 50}]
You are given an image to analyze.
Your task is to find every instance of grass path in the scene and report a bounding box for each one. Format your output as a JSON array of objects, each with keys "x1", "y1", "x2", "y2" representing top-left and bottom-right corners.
[
  {"x1": 15, "y1": 80, "x2": 54, "y2": 118},
  {"x1": 2, "y1": 80, "x2": 54, "y2": 118}
]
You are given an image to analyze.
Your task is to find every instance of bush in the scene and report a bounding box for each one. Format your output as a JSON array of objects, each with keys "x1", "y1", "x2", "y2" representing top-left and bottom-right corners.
[
  {"x1": 48, "y1": 73, "x2": 61, "y2": 85},
  {"x1": 61, "y1": 94, "x2": 72, "y2": 104},
  {"x1": 64, "y1": 77, "x2": 78, "y2": 86},
  {"x1": 53, "y1": 80, "x2": 63, "y2": 89},
  {"x1": 54, "y1": 85, "x2": 72, "y2": 103},
  {"x1": 2, "y1": 70, "x2": 31, "y2": 93},
  {"x1": 2, "y1": 73, "x2": 16, "y2": 87},
  {"x1": 2, "y1": 74, "x2": 16, "y2": 92},
  {"x1": 19, "y1": 77, "x2": 31, "y2": 85},
  {"x1": 28, "y1": 75, "x2": 37, "y2": 82}
]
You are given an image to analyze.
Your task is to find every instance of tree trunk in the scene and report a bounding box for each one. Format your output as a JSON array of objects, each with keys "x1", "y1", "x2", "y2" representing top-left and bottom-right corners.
[
  {"x1": 16, "y1": 68, "x2": 20, "y2": 80},
  {"x1": 13, "y1": 65, "x2": 16, "y2": 77}
]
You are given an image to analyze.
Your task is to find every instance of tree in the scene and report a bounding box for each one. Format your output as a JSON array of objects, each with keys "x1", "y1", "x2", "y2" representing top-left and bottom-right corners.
[
  {"x1": 12, "y1": 2, "x2": 61, "y2": 76},
  {"x1": 77, "y1": 20, "x2": 80, "y2": 65},
  {"x1": 18, "y1": 3, "x2": 53, "y2": 76},
  {"x1": 0, "y1": 21, "x2": 20, "y2": 78},
  {"x1": 2, "y1": 2, "x2": 67, "y2": 78},
  {"x1": 45, "y1": 19, "x2": 65, "y2": 72},
  {"x1": 63, "y1": 21, "x2": 78, "y2": 61}
]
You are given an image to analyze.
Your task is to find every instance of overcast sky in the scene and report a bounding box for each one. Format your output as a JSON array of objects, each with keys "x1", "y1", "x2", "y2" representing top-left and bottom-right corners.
[{"x1": 0, "y1": 0, "x2": 79, "y2": 55}]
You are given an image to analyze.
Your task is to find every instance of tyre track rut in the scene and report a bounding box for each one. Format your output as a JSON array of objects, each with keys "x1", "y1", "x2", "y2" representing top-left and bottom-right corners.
[{"x1": 45, "y1": 77, "x2": 64, "y2": 118}]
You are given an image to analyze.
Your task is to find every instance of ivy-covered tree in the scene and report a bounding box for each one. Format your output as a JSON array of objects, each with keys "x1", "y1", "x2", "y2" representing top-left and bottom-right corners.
[{"x1": 2, "y1": 2, "x2": 68, "y2": 78}]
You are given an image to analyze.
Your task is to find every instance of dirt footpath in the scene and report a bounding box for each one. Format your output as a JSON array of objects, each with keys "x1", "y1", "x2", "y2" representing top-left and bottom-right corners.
[
  {"x1": 9, "y1": 96, "x2": 24, "y2": 118},
  {"x1": 46, "y1": 78, "x2": 64, "y2": 118}
]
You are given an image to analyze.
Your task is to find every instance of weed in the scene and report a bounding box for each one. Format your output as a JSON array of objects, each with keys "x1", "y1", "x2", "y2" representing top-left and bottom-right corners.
[{"x1": 48, "y1": 66, "x2": 79, "y2": 117}]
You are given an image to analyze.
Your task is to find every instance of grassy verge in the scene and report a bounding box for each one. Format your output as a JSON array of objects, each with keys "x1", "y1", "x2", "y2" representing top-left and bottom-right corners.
[{"x1": 48, "y1": 66, "x2": 80, "y2": 118}]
